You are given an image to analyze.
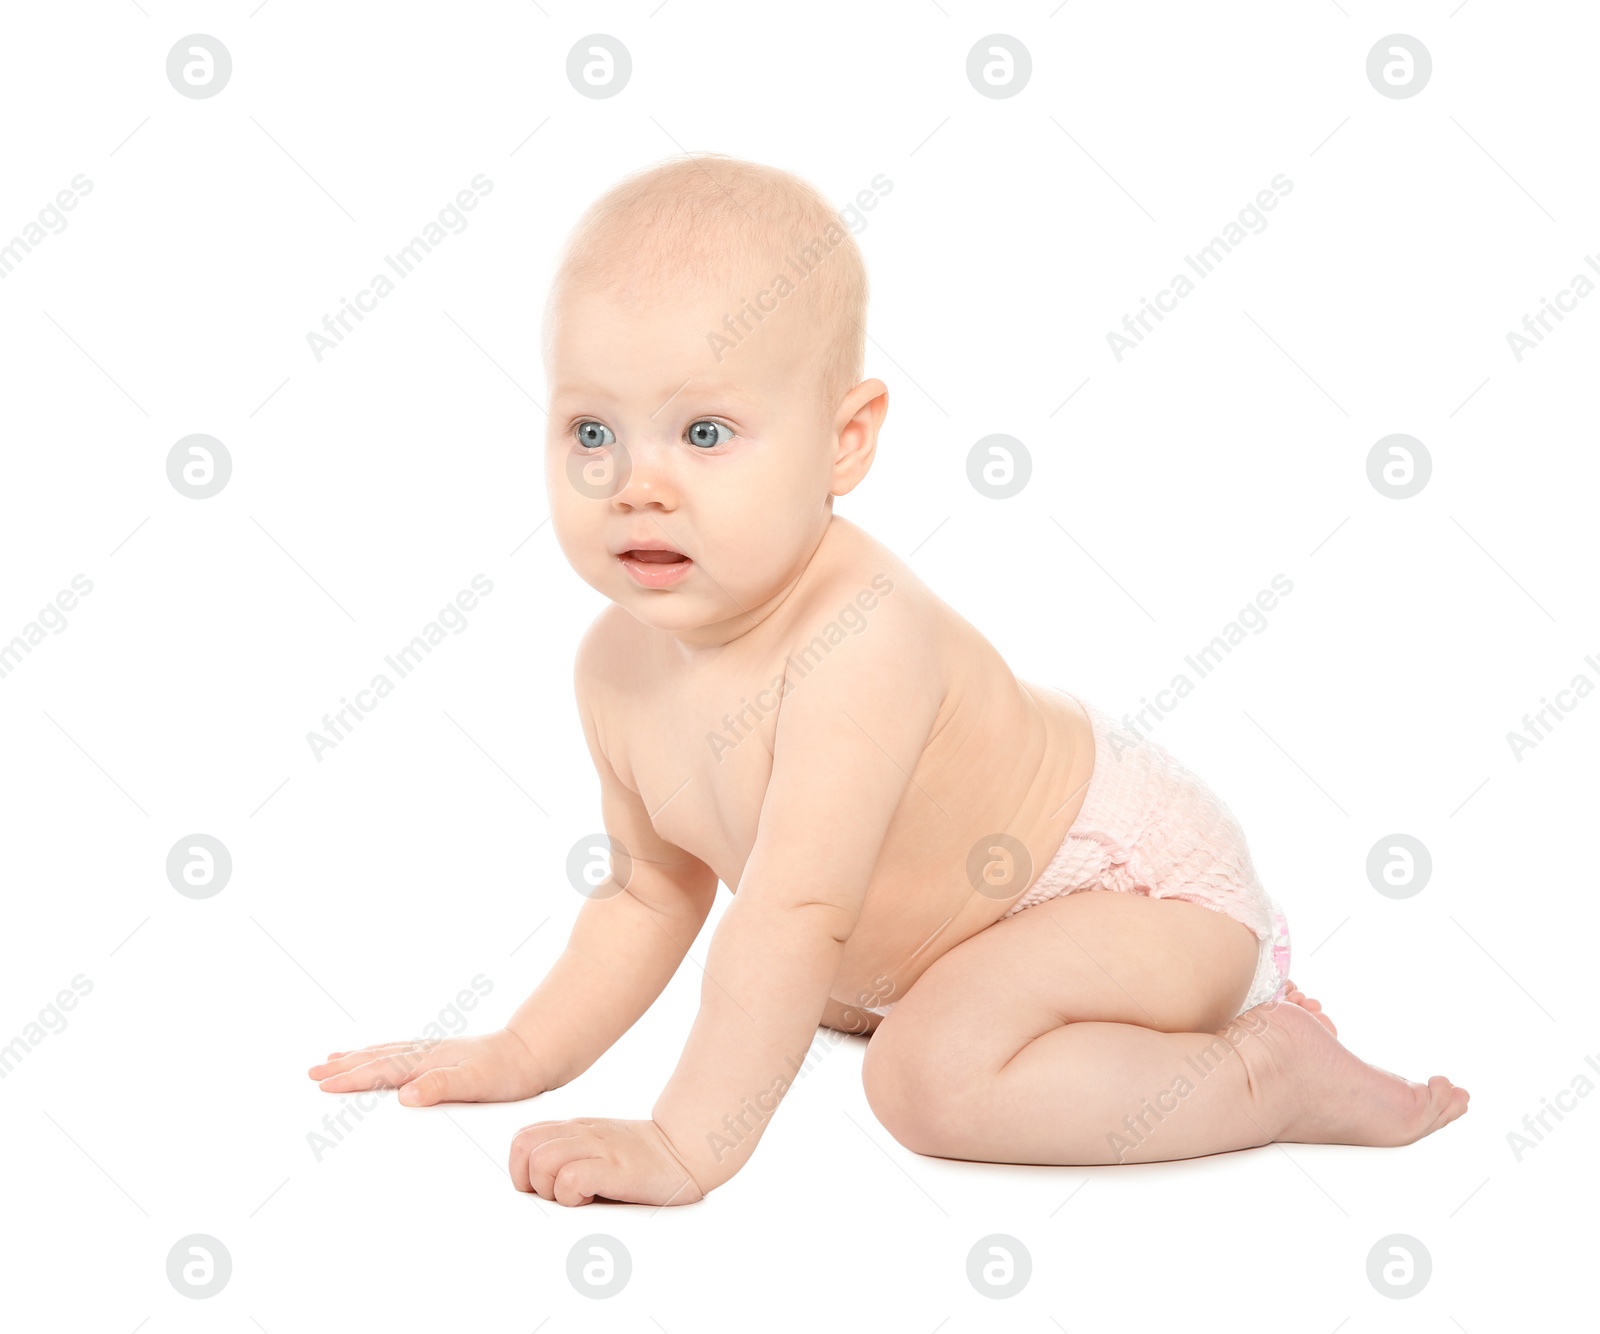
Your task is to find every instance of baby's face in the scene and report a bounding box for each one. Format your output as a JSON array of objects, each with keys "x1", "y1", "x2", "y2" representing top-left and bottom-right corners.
[{"x1": 544, "y1": 277, "x2": 840, "y2": 644}]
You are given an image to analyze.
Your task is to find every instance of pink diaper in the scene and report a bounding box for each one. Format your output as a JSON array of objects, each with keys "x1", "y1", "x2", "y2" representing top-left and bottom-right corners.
[
  {"x1": 865, "y1": 690, "x2": 1289, "y2": 1020},
  {"x1": 1005, "y1": 690, "x2": 1288, "y2": 1015}
]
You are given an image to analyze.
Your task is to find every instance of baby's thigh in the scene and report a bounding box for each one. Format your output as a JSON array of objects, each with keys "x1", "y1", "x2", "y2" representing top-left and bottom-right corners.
[{"x1": 886, "y1": 890, "x2": 1258, "y2": 1052}]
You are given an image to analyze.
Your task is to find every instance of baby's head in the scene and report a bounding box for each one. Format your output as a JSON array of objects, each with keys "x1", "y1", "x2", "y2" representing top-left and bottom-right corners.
[{"x1": 542, "y1": 154, "x2": 886, "y2": 644}]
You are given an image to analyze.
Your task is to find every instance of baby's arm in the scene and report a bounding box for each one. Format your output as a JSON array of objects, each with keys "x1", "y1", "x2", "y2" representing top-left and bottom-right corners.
[
  {"x1": 647, "y1": 618, "x2": 943, "y2": 1190},
  {"x1": 500, "y1": 667, "x2": 718, "y2": 1090},
  {"x1": 309, "y1": 628, "x2": 716, "y2": 1105}
]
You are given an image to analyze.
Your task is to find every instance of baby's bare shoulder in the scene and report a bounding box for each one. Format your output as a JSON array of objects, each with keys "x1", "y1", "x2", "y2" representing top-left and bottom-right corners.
[
  {"x1": 790, "y1": 518, "x2": 948, "y2": 650},
  {"x1": 571, "y1": 605, "x2": 670, "y2": 795},
  {"x1": 573, "y1": 602, "x2": 640, "y2": 688},
  {"x1": 571, "y1": 603, "x2": 655, "y2": 739},
  {"x1": 780, "y1": 519, "x2": 953, "y2": 702}
]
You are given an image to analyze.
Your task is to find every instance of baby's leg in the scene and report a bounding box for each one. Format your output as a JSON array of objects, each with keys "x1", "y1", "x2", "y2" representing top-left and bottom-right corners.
[{"x1": 861, "y1": 890, "x2": 1467, "y2": 1165}]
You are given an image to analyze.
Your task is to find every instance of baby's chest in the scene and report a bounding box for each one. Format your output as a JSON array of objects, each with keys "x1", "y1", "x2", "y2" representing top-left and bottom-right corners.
[{"x1": 625, "y1": 706, "x2": 777, "y2": 887}]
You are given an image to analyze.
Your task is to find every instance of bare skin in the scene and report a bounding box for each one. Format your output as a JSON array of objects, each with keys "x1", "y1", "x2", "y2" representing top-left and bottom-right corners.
[
  {"x1": 858, "y1": 888, "x2": 1467, "y2": 1165},
  {"x1": 308, "y1": 172, "x2": 1467, "y2": 1204},
  {"x1": 565, "y1": 515, "x2": 1104, "y2": 1027}
]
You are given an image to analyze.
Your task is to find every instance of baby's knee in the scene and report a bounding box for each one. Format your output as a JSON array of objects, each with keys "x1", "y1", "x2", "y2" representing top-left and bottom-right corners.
[{"x1": 861, "y1": 1018, "x2": 975, "y2": 1156}]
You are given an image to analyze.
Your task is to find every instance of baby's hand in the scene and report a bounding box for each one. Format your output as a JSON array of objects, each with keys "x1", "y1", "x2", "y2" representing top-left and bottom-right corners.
[
  {"x1": 509, "y1": 1117, "x2": 706, "y2": 1207},
  {"x1": 306, "y1": 1028, "x2": 548, "y2": 1106}
]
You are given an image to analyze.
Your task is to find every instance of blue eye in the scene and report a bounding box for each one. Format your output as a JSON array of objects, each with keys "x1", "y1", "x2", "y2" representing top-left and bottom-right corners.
[
  {"x1": 575, "y1": 421, "x2": 615, "y2": 449},
  {"x1": 686, "y1": 420, "x2": 732, "y2": 449}
]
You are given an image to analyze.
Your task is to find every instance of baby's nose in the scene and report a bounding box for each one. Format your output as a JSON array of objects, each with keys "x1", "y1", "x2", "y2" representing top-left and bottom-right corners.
[{"x1": 611, "y1": 444, "x2": 679, "y2": 507}]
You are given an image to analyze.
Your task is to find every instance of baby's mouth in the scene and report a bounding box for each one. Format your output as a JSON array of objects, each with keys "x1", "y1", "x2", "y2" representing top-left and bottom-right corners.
[
  {"x1": 616, "y1": 548, "x2": 695, "y2": 587},
  {"x1": 620, "y1": 549, "x2": 689, "y2": 564}
]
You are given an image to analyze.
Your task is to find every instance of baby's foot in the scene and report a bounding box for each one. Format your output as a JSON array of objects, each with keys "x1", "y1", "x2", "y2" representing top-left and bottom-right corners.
[
  {"x1": 1238, "y1": 996, "x2": 1469, "y2": 1148},
  {"x1": 1281, "y1": 978, "x2": 1335, "y2": 1036}
]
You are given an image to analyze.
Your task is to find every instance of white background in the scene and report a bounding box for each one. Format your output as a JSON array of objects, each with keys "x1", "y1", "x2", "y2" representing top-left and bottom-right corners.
[{"x1": 1, "y1": 1, "x2": 1593, "y2": 1329}]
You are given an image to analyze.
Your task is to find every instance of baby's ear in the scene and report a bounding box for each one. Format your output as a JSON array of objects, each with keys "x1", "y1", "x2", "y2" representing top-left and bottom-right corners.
[
  {"x1": 833, "y1": 377, "x2": 889, "y2": 432},
  {"x1": 830, "y1": 379, "x2": 889, "y2": 495}
]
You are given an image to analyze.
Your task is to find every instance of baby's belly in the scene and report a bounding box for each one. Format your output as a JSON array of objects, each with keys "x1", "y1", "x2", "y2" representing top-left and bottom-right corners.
[
  {"x1": 824, "y1": 683, "x2": 1095, "y2": 1020},
  {"x1": 826, "y1": 890, "x2": 999, "y2": 1023}
]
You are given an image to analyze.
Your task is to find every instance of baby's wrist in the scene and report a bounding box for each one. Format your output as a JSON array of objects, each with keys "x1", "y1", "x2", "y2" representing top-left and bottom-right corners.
[
  {"x1": 652, "y1": 1092, "x2": 765, "y2": 1193},
  {"x1": 500, "y1": 1024, "x2": 565, "y2": 1092},
  {"x1": 651, "y1": 1114, "x2": 728, "y2": 1196}
]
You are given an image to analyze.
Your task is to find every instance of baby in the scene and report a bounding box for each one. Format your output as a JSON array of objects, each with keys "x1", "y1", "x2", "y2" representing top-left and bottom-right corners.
[{"x1": 308, "y1": 154, "x2": 1468, "y2": 1206}]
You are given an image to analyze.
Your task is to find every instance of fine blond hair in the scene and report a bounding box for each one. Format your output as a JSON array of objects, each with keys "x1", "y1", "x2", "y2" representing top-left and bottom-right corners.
[{"x1": 543, "y1": 154, "x2": 869, "y2": 417}]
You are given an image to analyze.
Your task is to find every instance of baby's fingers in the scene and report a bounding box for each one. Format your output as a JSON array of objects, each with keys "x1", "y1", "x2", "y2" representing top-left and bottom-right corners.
[
  {"x1": 509, "y1": 1125, "x2": 578, "y2": 1194},
  {"x1": 307, "y1": 1042, "x2": 429, "y2": 1081},
  {"x1": 315, "y1": 1047, "x2": 435, "y2": 1093}
]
